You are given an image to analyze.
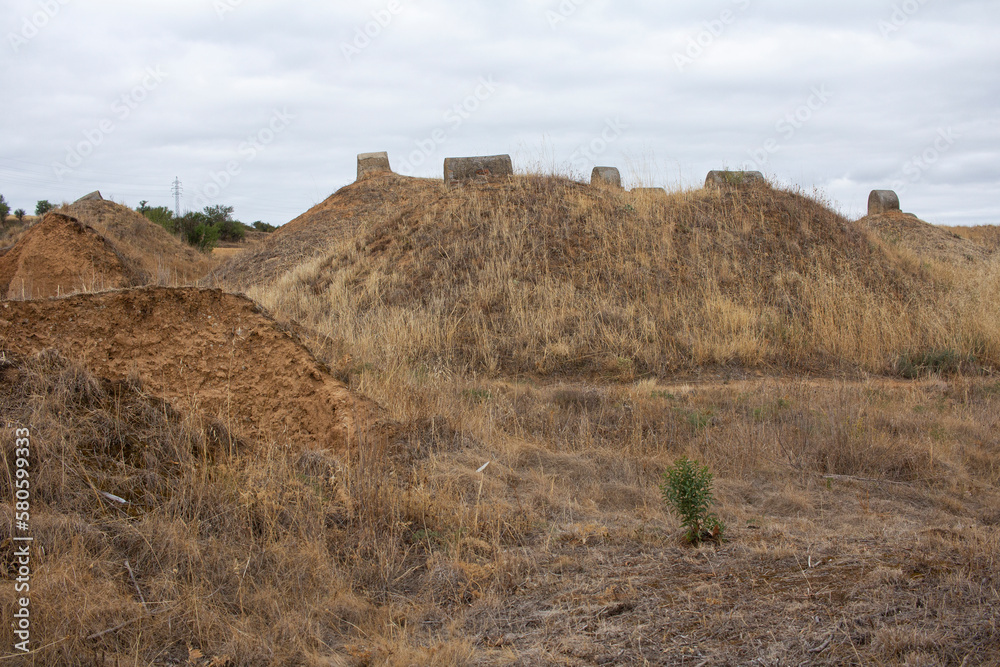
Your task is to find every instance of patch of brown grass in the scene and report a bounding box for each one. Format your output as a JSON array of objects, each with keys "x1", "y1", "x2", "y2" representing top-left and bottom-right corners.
[
  {"x1": 950, "y1": 224, "x2": 1000, "y2": 252},
  {"x1": 3, "y1": 349, "x2": 999, "y2": 663}
]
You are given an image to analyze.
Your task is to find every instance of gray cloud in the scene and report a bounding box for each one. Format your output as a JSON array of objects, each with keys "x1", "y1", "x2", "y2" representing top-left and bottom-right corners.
[{"x1": 1, "y1": 0, "x2": 997, "y2": 226}]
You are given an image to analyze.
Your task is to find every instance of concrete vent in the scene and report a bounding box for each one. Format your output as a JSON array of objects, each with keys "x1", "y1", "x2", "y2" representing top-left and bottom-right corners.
[
  {"x1": 868, "y1": 190, "x2": 900, "y2": 216},
  {"x1": 74, "y1": 191, "x2": 104, "y2": 203},
  {"x1": 705, "y1": 171, "x2": 766, "y2": 188},
  {"x1": 591, "y1": 166, "x2": 622, "y2": 188},
  {"x1": 357, "y1": 152, "x2": 392, "y2": 180},
  {"x1": 443, "y1": 154, "x2": 513, "y2": 186}
]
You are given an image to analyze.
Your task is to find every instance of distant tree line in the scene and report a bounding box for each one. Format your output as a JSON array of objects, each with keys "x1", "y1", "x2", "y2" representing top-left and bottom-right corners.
[
  {"x1": 136, "y1": 202, "x2": 275, "y2": 252},
  {"x1": 0, "y1": 194, "x2": 49, "y2": 229}
]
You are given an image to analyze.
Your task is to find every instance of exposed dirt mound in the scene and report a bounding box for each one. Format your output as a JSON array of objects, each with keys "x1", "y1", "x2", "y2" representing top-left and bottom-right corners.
[
  {"x1": 0, "y1": 212, "x2": 144, "y2": 299},
  {"x1": 859, "y1": 211, "x2": 992, "y2": 264},
  {"x1": 210, "y1": 172, "x2": 441, "y2": 290},
  {"x1": 0, "y1": 286, "x2": 386, "y2": 449},
  {"x1": 67, "y1": 199, "x2": 214, "y2": 284}
]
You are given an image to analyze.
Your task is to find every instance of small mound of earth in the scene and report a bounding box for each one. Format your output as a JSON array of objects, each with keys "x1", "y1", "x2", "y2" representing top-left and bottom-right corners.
[
  {"x1": 0, "y1": 287, "x2": 387, "y2": 450},
  {"x1": 0, "y1": 212, "x2": 145, "y2": 299},
  {"x1": 859, "y1": 211, "x2": 992, "y2": 264},
  {"x1": 67, "y1": 199, "x2": 214, "y2": 283}
]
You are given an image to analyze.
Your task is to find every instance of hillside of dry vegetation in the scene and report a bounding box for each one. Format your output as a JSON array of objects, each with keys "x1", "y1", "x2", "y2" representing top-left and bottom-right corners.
[
  {"x1": 859, "y1": 210, "x2": 992, "y2": 265},
  {"x1": 3, "y1": 173, "x2": 999, "y2": 665},
  {"x1": 950, "y1": 223, "x2": 1000, "y2": 253},
  {"x1": 209, "y1": 173, "x2": 440, "y2": 291},
  {"x1": 224, "y1": 173, "x2": 1000, "y2": 380}
]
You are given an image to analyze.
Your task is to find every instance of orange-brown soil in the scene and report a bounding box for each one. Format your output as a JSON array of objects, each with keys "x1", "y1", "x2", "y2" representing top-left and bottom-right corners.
[
  {"x1": 0, "y1": 212, "x2": 143, "y2": 299},
  {"x1": 0, "y1": 286, "x2": 385, "y2": 450}
]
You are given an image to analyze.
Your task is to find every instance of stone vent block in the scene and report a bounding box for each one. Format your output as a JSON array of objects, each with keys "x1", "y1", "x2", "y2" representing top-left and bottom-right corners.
[
  {"x1": 357, "y1": 152, "x2": 392, "y2": 180},
  {"x1": 74, "y1": 191, "x2": 104, "y2": 203},
  {"x1": 705, "y1": 171, "x2": 766, "y2": 188},
  {"x1": 591, "y1": 166, "x2": 622, "y2": 188},
  {"x1": 443, "y1": 155, "x2": 513, "y2": 186},
  {"x1": 868, "y1": 190, "x2": 900, "y2": 216}
]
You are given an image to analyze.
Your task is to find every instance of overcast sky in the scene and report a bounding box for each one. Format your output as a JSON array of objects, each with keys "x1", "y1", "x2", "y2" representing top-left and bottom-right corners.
[{"x1": 2, "y1": 0, "x2": 998, "y2": 226}]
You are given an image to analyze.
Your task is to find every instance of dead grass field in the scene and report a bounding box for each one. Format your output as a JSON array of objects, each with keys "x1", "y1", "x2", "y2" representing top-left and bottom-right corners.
[{"x1": 2, "y1": 174, "x2": 999, "y2": 665}]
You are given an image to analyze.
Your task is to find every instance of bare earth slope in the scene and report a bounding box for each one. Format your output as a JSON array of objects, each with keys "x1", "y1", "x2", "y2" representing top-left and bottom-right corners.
[
  {"x1": 0, "y1": 286, "x2": 384, "y2": 449},
  {"x1": 210, "y1": 172, "x2": 441, "y2": 291},
  {"x1": 0, "y1": 212, "x2": 144, "y2": 299}
]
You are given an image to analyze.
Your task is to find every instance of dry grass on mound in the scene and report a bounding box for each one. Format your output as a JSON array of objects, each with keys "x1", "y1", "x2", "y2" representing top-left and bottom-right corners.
[
  {"x1": 243, "y1": 175, "x2": 1000, "y2": 379},
  {"x1": 209, "y1": 173, "x2": 440, "y2": 291},
  {"x1": 859, "y1": 211, "x2": 992, "y2": 265},
  {"x1": 3, "y1": 351, "x2": 998, "y2": 664},
  {"x1": 951, "y1": 224, "x2": 1000, "y2": 253}
]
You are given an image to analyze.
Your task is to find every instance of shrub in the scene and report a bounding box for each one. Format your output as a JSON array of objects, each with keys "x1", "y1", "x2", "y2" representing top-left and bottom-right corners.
[
  {"x1": 35, "y1": 200, "x2": 54, "y2": 216},
  {"x1": 252, "y1": 220, "x2": 277, "y2": 233},
  {"x1": 140, "y1": 206, "x2": 176, "y2": 233},
  {"x1": 659, "y1": 456, "x2": 724, "y2": 545},
  {"x1": 189, "y1": 223, "x2": 220, "y2": 252}
]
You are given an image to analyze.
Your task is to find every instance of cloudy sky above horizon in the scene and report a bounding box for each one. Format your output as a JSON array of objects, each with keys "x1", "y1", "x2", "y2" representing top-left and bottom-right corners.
[{"x1": 1, "y1": 0, "x2": 998, "y2": 226}]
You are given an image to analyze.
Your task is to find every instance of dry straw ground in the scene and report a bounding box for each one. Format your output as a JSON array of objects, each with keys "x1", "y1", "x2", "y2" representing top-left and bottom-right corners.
[{"x1": 2, "y1": 173, "x2": 999, "y2": 665}]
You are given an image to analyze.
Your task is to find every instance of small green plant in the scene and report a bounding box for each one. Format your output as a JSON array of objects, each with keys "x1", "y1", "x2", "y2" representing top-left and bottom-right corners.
[
  {"x1": 682, "y1": 408, "x2": 715, "y2": 431},
  {"x1": 461, "y1": 388, "x2": 492, "y2": 403},
  {"x1": 659, "y1": 456, "x2": 724, "y2": 545},
  {"x1": 894, "y1": 349, "x2": 978, "y2": 378}
]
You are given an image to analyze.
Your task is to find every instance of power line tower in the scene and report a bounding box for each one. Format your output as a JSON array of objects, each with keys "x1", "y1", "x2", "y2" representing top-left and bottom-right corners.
[{"x1": 171, "y1": 177, "x2": 182, "y2": 218}]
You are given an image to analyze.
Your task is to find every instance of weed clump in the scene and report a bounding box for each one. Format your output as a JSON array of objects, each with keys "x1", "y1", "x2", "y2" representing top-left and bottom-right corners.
[{"x1": 659, "y1": 456, "x2": 725, "y2": 545}]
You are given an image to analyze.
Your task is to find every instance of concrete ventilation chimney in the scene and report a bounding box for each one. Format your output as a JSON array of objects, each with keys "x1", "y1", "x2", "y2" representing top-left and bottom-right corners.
[
  {"x1": 705, "y1": 171, "x2": 766, "y2": 188},
  {"x1": 443, "y1": 155, "x2": 513, "y2": 186},
  {"x1": 74, "y1": 191, "x2": 104, "y2": 203},
  {"x1": 868, "y1": 190, "x2": 900, "y2": 216},
  {"x1": 591, "y1": 167, "x2": 622, "y2": 188},
  {"x1": 357, "y1": 152, "x2": 392, "y2": 180}
]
